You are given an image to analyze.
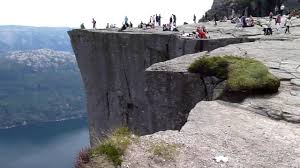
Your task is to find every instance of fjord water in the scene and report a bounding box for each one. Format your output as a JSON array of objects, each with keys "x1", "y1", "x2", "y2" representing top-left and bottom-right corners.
[{"x1": 0, "y1": 119, "x2": 89, "y2": 168}]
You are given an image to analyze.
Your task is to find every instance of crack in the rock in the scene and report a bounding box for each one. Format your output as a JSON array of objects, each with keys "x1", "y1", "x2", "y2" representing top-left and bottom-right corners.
[
  {"x1": 120, "y1": 45, "x2": 132, "y2": 125},
  {"x1": 200, "y1": 76, "x2": 209, "y2": 101},
  {"x1": 182, "y1": 39, "x2": 186, "y2": 55},
  {"x1": 106, "y1": 92, "x2": 110, "y2": 120}
]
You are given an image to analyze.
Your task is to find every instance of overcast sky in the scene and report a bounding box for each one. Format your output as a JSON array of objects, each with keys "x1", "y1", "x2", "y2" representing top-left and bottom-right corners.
[{"x1": 0, "y1": 0, "x2": 213, "y2": 28}]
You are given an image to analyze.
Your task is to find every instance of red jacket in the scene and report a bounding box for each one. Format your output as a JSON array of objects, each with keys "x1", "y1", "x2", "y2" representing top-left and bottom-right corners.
[{"x1": 198, "y1": 31, "x2": 207, "y2": 39}]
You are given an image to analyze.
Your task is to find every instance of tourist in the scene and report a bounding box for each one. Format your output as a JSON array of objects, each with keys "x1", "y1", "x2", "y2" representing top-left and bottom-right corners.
[
  {"x1": 241, "y1": 15, "x2": 247, "y2": 27},
  {"x1": 285, "y1": 16, "x2": 292, "y2": 34},
  {"x1": 196, "y1": 27, "x2": 207, "y2": 39},
  {"x1": 153, "y1": 15, "x2": 156, "y2": 26},
  {"x1": 173, "y1": 14, "x2": 177, "y2": 26},
  {"x1": 80, "y1": 23, "x2": 85, "y2": 29},
  {"x1": 269, "y1": 12, "x2": 273, "y2": 20},
  {"x1": 235, "y1": 17, "x2": 243, "y2": 29},
  {"x1": 129, "y1": 22, "x2": 133, "y2": 28},
  {"x1": 124, "y1": 16, "x2": 129, "y2": 27},
  {"x1": 263, "y1": 18, "x2": 272, "y2": 35},
  {"x1": 163, "y1": 24, "x2": 171, "y2": 31},
  {"x1": 193, "y1": 14, "x2": 196, "y2": 24},
  {"x1": 158, "y1": 14, "x2": 161, "y2": 26},
  {"x1": 249, "y1": 15, "x2": 254, "y2": 27},
  {"x1": 169, "y1": 15, "x2": 173, "y2": 25},
  {"x1": 138, "y1": 21, "x2": 143, "y2": 28},
  {"x1": 275, "y1": 14, "x2": 281, "y2": 31},
  {"x1": 92, "y1": 18, "x2": 96, "y2": 29},
  {"x1": 106, "y1": 23, "x2": 109, "y2": 29},
  {"x1": 214, "y1": 14, "x2": 218, "y2": 26}
]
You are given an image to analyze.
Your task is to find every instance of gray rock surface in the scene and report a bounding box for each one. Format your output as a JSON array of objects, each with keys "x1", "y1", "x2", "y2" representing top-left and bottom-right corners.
[
  {"x1": 70, "y1": 18, "x2": 300, "y2": 167},
  {"x1": 145, "y1": 52, "x2": 225, "y2": 131},
  {"x1": 210, "y1": 40, "x2": 300, "y2": 122},
  {"x1": 122, "y1": 101, "x2": 300, "y2": 168},
  {"x1": 68, "y1": 29, "x2": 258, "y2": 144}
]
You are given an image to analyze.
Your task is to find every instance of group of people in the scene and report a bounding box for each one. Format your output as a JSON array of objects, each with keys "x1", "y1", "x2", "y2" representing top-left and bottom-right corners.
[
  {"x1": 149, "y1": 14, "x2": 162, "y2": 27},
  {"x1": 231, "y1": 15, "x2": 254, "y2": 28},
  {"x1": 263, "y1": 13, "x2": 293, "y2": 35}
]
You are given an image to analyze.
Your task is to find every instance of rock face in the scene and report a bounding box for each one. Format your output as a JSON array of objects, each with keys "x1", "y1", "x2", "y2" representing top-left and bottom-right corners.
[
  {"x1": 204, "y1": 0, "x2": 299, "y2": 19},
  {"x1": 68, "y1": 29, "x2": 256, "y2": 144},
  {"x1": 70, "y1": 19, "x2": 300, "y2": 167},
  {"x1": 68, "y1": 30, "x2": 201, "y2": 143},
  {"x1": 145, "y1": 52, "x2": 225, "y2": 131}
]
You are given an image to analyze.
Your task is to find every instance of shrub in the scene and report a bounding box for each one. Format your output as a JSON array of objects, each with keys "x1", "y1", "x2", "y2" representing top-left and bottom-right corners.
[
  {"x1": 188, "y1": 55, "x2": 280, "y2": 94},
  {"x1": 89, "y1": 127, "x2": 133, "y2": 167},
  {"x1": 149, "y1": 141, "x2": 177, "y2": 161},
  {"x1": 74, "y1": 147, "x2": 91, "y2": 168}
]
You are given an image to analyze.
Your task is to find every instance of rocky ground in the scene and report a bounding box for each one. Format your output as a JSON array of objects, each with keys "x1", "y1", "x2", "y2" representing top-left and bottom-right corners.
[
  {"x1": 83, "y1": 18, "x2": 300, "y2": 167},
  {"x1": 120, "y1": 19, "x2": 300, "y2": 167}
]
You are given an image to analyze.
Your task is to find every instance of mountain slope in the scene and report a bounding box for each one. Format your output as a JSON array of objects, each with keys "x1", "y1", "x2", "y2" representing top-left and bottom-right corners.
[
  {"x1": 0, "y1": 26, "x2": 72, "y2": 53},
  {"x1": 0, "y1": 49, "x2": 85, "y2": 128}
]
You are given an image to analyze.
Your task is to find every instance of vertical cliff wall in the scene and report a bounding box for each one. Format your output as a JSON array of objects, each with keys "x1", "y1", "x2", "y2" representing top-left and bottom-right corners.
[
  {"x1": 68, "y1": 30, "x2": 201, "y2": 144},
  {"x1": 68, "y1": 29, "x2": 255, "y2": 145}
]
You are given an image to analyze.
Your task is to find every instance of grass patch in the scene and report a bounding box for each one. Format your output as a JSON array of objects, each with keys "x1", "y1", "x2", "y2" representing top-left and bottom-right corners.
[
  {"x1": 89, "y1": 127, "x2": 133, "y2": 167},
  {"x1": 188, "y1": 55, "x2": 280, "y2": 94},
  {"x1": 149, "y1": 141, "x2": 178, "y2": 161}
]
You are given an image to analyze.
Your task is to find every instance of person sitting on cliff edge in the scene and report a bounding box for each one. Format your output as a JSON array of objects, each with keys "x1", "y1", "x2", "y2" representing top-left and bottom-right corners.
[
  {"x1": 80, "y1": 23, "x2": 85, "y2": 29},
  {"x1": 196, "y1": 26, "x2": 207, "y2": 39}
]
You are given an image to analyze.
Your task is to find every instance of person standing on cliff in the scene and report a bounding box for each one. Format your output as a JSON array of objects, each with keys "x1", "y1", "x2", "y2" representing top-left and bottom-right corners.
[
  {"x1": 214, "y1": 14, "x2": 218, "y2": 26},
  {"x1": 169, "y1": 15, "x2": 173, "y2": 25},
  {"x1": 275, "y1": 14, "x2": 282, "y2": 31},
  {"x1": 193, "y1": 14, "x2": 196, "y2": 24},
  {"x1": 124, "y1": 16, "x2": 129, "y2": 27},
  {"x1": 92, "y1": 18, "x2": 96, "y2": 29},
  {"x1": 173, "y1": 14, "x2": 177, "y2": 26},
  {"x1": 269, "y1": 12, "x2": 273, "y2": 20},
  {"x1": 285, "y1": 16, "x2": 292, "y2": 34},
  {"x1": 158, "y1": 14, "x2": 162, "y2": 26}
]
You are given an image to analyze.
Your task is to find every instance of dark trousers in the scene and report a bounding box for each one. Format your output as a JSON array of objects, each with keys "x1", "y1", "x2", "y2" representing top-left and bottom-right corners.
[{"x1": 285, "y1": 26, "x2": 290, "y2": 34}]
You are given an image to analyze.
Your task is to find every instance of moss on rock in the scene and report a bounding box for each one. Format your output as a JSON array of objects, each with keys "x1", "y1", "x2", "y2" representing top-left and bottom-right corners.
[
  {"x1": 188, "y1": 55, "x2": 280, "y2": 94},
  {"x1": 89, "y1": 127, "x2": 134, "y2": 167}
]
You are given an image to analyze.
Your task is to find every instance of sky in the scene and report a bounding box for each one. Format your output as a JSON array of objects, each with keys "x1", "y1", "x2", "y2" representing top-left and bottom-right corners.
[{"x1": 0, "y1": 0, "x2": 213, "y2": 28}]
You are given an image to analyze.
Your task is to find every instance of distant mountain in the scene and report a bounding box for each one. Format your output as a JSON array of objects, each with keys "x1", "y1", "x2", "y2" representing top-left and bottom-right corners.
[
  {"x1": 0, "y1": 25, "x2": 72, "y2": 53},
  {"x1": 0, "y1": 49, "x2": 85, "y2": 128}
]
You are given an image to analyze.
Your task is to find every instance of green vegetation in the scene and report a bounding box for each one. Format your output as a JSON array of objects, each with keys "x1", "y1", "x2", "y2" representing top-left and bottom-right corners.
[
  {"x1": 188, "y1": 55, "x2": 280, "y2": 94},
  {"x1": 89, "y1": 127, "x2": 134, "y2": 167},
  {"x1": 149, "y1": 141, "x2": 178, "y2": 161}
]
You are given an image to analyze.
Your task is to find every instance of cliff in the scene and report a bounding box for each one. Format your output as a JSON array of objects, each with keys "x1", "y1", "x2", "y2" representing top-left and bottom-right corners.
[
  {"x1": 203, "y1": 0, "x2": 300, "y2": 20},
  {"x1": 68, "y1": 29, "x2": 256, "y2": 145},
  {"x1": 70, "y1": 20, "x2": 300, "y2": 167}
]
